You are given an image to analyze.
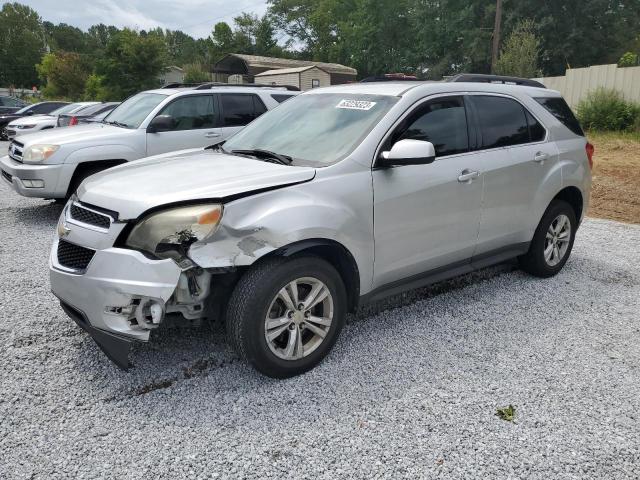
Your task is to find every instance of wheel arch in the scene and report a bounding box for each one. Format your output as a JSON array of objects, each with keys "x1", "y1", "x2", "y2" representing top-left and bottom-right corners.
[
  {"x1": 66, "y1": 159, "x2": 127, "y2": 197},
  {"x1": 264, "y1": 238, "x2": 361, "y2": 313},
  {"x1": 552, "y1": 186, "x2": 583, "y2": 222}
]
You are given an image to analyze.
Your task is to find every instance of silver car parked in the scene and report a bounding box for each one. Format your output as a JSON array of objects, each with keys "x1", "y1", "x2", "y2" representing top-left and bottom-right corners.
[
  {"x1": 1, "y1": 85, "x2": 297, "y2": 200},
  {"x1": 49, "y1": 77, "x2": 592, "y2": 378}
]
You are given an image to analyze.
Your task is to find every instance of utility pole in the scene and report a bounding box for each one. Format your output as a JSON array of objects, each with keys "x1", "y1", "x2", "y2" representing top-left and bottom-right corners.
[{"x1": 491, "y1": 0, "x2": 503, "y2": 73}]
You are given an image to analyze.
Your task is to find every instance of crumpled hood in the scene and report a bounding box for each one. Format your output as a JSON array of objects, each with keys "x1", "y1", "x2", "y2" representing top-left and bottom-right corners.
[
  {"x1": 78, "y1": 151, "x2": 316, "y2": 219},
  {"x1": 14, "y1": 123, "x2": 127, "y2": 146}
]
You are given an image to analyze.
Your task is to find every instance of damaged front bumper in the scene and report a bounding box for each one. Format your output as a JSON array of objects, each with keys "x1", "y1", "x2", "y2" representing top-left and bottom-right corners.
[{"x1": 50, "y1": 239, "x2": 183, "y2": 369}]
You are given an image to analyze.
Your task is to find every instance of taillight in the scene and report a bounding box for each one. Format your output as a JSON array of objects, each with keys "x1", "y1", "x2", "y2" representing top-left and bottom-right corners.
[
  {"x1": 586, "y1": 142, "x2": 594, "y2": 170},
  {"x1": 69, "y1": 116, "x2": 78, "y2": 126}
]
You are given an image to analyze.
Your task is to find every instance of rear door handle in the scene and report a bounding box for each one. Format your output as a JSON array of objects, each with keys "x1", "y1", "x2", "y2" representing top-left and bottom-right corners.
[
  {"x1": 534, "y1": 152, "x2": 549, "y2": 163},
  {"x1": 458, "y1": 169, "x2": 480, "y2": 183},
  {"x1": 205, "y1": 132, "x2": 221, "y2": 138}
]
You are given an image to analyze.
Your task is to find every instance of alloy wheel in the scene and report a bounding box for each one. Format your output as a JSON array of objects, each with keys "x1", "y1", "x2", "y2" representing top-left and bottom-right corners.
[
  {"x1": 264, "y1": 277, "x2": 334, "y2": 361},
  {"x1": 544, "y1": 214, "x2": 571, "y2": 266}
]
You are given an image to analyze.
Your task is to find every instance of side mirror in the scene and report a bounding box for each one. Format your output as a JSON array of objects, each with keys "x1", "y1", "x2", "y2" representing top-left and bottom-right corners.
[
  {"x1": 147, "y1": 115, "x2": 175, "y2": 133},
  {"x1": 379, "y1": 139, "x2": 436, "y2": 167}
]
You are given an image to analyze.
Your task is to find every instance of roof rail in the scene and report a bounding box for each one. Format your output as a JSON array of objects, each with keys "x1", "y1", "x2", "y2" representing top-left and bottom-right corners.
[
  {"x1": 161, "y1": 82, "x2": 299, "y2": 91},
  {"x1": 193, "y1": 82, "x2": 300, "y2": 92},
  {"x1": 161, "y1": 82, "x2": 203, "y2": 89},
  {"x1": 447, "y1": 74, "x2": 545, "y2": 88}
]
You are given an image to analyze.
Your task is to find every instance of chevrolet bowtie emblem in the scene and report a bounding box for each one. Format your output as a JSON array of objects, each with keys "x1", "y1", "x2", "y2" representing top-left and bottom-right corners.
[{"x1": 57, "y1": 221, "x2": 71, "y2": 238}]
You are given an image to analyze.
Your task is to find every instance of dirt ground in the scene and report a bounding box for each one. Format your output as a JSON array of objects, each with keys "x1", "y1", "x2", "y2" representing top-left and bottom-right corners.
[{"x1": 587, "y1": 132, "x2": 640, "y2": 224}]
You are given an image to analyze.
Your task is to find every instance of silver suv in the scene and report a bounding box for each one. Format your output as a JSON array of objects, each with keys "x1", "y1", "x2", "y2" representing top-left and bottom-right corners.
[
  {"x1": 1, "y1": 85, "x2": 296, "y2": 200},
  {"x1": 49, "y1": 78, "x2": 592, "y2": 378}
]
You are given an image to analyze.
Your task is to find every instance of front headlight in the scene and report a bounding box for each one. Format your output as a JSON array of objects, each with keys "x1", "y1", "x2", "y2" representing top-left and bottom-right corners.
[
  {"x1": 23, "y1": 144, "x2": 59, "y2": 162},
  {"x1": 126, "y1": 204, "x2": 223, "y2": 259},
  {"x1": 16, "y1": 124, "x2": 36, "y2": 129}
]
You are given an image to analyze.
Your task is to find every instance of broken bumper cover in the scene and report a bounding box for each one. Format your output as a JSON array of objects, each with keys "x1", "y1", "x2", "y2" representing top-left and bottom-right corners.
[{"x1": 50, "y1": 239, "x2": 182, "y2": 369}]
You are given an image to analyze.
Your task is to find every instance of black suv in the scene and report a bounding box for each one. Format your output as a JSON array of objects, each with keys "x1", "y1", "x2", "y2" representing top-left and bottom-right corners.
[{"x1": 0, "y1": 95, "x2": 28, "y2": 115}]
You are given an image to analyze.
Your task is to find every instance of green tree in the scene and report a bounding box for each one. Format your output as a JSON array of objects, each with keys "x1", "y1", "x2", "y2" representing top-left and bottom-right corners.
[
  {"x1": 84, "y1": 73, "x2": 107, "y2": 101},
  {"x1": 183, "y1": 64, "x2": 211, "y2": 83},
  {"x1": 618, "y1": 52, "x2": 639, "y2": 67},
  {"x1": 505, "y1": 0, "x2": 640, "y2": 75},
  {"x1": 87, "y1": 24, "x2": 120, "y2": 51},
  {"x1": 495, "y1": 20, "x2": 540, "y2": 78},
  {"x1": 44, "y1": 21, "x2": 90, "y2": 53},
  {"x1": 0, "y1": 2, "x2": 46, "y2": 87},
  {"x1": 36, "y1": 51, "x2": 90, "y2": 99},
  {"x1": 94, "y1": 28, "x2": 167, "y2": 100}
]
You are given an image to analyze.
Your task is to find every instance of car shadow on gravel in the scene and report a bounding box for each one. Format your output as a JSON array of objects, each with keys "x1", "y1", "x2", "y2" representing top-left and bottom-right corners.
[
  {"x1": 11, "y1": 201, "x2": 63, "y2": 225},
  {"x1": 64, "y1": 247, "x2": 639, "y2": 407},
  {"x1": 70, "y1": 263, "x2": 523, "y2": 402}
]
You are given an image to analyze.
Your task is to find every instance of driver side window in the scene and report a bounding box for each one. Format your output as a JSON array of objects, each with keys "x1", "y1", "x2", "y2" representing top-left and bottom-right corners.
[
  {"x1": 390, "y1": 96, "x2": 469, "y2": 157},
  {"x1": 156, "y1": 95, "x2": 215, "y2": 131}
]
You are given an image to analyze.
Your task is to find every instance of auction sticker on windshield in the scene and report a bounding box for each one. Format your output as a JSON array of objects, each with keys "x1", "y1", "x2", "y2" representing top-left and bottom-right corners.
[{"x1": 336, "y1": 99, "x2": 377, "y2": 110}]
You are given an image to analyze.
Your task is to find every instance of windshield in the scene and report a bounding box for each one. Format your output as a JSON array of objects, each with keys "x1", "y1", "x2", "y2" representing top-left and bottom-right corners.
[
  {"x1": 50, "y1": 103, "x2": 81, "y2": 116},
  {"x1": 75, "y1": 102, "x2": 113, "y2": 116},
  {"x1": 16, "y1": 104, "x2": 34, "y2": 114},
  {"x1": 223, "y1": 93, "x2": 399, "y2": 165},
  {"x1": 102, "y1": 93, "x2": 167, "y2": 129}
]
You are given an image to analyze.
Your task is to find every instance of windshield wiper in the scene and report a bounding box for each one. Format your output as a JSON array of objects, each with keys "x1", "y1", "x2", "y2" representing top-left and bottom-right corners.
[
  {"x1": 206, "y1": 141, "x2": 227, "y2": 153},
  {"x1": 103, "y1": 120, "x2": 129, "y2": 128},
  {"x1": 231, "y1": 149, "x2": 293, "y2": 165}
]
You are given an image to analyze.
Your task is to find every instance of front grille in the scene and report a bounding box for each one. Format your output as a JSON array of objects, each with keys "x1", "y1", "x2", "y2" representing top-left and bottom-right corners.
[
  {"x1": 9, "y1": 140, "x2": 23, "y2": 162},
  {"x1": 70, "y1": 203, "x2": 111, "y2": 229},
  {"x1": 57, "y1": 240, "x2": 95, "y2": 271},
  {"x1": 1, "y1": 170, "x2": 11, "y2": 183}
]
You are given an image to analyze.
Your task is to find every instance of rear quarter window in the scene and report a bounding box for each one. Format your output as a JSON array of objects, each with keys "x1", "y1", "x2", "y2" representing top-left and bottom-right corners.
[
  {"x1": 271, "y1": 94, "x2": 295, "y2": 104},
  {"x1": 534, "y1": 97, "x2": 584, "y2": 136}
]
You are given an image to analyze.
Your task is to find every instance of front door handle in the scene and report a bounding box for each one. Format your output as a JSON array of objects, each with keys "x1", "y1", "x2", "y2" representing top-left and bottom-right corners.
[
  {"x1": 205, "y1": 132, "x2": 221, "y2": 138},
  {"x1": 533, "y1": 152, "x2": 549, "y2": 163},
  {"x1": 458, "y1": 169, "x2": 480, "y2": 183}
]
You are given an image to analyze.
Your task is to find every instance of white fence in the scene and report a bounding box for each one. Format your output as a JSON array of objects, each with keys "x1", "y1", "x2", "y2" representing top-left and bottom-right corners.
[
  {"x1": 534, "y1": 64, "x2": 640, "y2": 109},
  {"x1": 0, "y1": 87, "x2": 40, "y2": 98}
]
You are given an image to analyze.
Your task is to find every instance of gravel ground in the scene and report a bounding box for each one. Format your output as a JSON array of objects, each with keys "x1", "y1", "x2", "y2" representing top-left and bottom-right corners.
[{"x1": 1, "y1": 170, "x2": 640, "y2": 479}]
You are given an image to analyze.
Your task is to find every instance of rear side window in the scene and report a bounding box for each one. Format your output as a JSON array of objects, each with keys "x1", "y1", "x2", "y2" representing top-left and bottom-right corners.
[
  {"x1": 394, "y1": 96, "x2": 469, "y2": 157},
  {"x1": 36, "y1": 102, "x2": 66, "y2": 114},
  {"x1": 470, "y1": 96, "x2": 529, "y2": 149},
  {"x1": 534, "y1": 97, "x2": 584, "y2": 136},
  {"x1": 271, "y1": 94, "x2": 295, "y2": 104},
  {"x1": 525, "y1": 110, "x2": 546, "y2": 142},
  {"x1": 220, "y1": 94, "x2": 265, "y2": 127}
]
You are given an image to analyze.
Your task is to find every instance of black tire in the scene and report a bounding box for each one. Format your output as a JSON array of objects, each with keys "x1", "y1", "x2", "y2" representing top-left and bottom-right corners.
[
  {"x1": 519, "y1": 200, "x2": 577, "y2": 278},
  {"x1": 226, "y1": 256, "x2": 347, "y2": 378}
]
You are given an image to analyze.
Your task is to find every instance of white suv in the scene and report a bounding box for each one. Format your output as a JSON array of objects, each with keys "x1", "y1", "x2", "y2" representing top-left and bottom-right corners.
[
  {"x1": 1, "y1": 85, "x2": 297, "y2": 199},
  {"x1": 49, "y1": 76, "x2": 592, "y2": 378}
]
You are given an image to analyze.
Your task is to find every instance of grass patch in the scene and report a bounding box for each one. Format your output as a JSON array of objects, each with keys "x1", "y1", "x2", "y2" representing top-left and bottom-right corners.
[
  {"x1": 587, "y1": 130, "x2": 640, "y2": 144},
  {"x1": 495, "y1": 405, "x2": 516, "y2": 422}
]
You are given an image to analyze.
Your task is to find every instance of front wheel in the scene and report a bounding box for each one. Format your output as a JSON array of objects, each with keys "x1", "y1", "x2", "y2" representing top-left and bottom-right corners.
[
  {"x1": 226, "y1": 256, "x2": 347, "y2": 378},
  {"x1": 519, "y1": 200, "x2": 577, "y2": 278}
]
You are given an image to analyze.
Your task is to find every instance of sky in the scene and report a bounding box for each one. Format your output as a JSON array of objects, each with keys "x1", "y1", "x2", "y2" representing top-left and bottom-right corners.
[{"x1": 13, "y1": 0, "x2": 270, "y2": 39}]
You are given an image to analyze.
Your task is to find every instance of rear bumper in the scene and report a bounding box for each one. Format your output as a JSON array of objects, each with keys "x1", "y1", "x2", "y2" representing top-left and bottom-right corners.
[{"x1": 0, "y1": 154, "x2": 72, "y2": 198}]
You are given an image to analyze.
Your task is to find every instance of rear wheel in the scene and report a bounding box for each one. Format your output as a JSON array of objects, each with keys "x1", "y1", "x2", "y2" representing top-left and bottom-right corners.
[
  {"x1": 519, "y1": 200, "x2": 577, "y2": 277},
  {"x1": 226, "y1": 256, "x2": 347, "y2": 378}
]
